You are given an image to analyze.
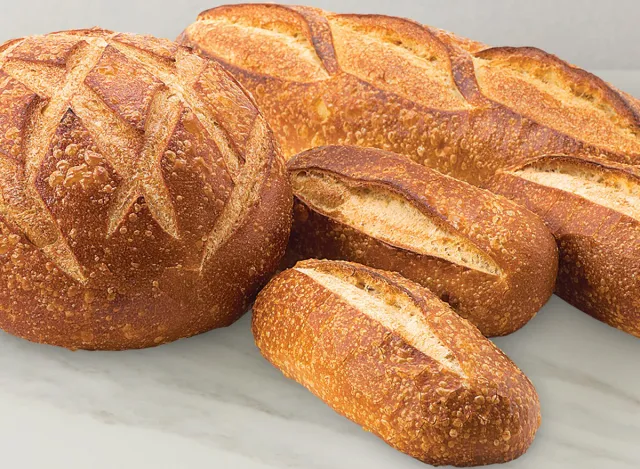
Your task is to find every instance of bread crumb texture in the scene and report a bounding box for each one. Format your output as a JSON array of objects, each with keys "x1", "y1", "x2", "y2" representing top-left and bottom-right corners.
[
  {"x1": 253, "y1": 259, "x2": 541, "y2": 466},
  {"x1": 0, "y1": 28, "x2": 292, "y2": 350}
]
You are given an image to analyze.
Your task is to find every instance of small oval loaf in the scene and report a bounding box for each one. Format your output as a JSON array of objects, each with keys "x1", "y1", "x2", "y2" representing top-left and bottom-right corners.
[
  {"x1": 286, "y1": 146, "x2": 558, "y2": 336},
  {"x1": 253, "y1": 259, "x2": 541, "y2": 467},
  {"x1": 488, "y1": 155, "x2": 640, "y2": 337},
  {"x1": 0, "y1": 29, "x2": 292, "y2": 350}
]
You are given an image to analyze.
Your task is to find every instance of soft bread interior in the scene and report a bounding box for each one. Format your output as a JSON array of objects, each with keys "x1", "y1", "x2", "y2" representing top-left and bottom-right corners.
[
  {"x1": 512, "y1": 161, "x2": 640, "y2": 221},
  {"x1": 328, "y1": 16, "x2": 470, "y2": 110},
  {"x1": 296, "y1": 266, "x2": 466, "y2": 377},
  {"x1": 473, "y1": 55, "x2": 640, "y2": 154},
  {"x1": 292, "y1": 170, "x2": 501, "y2": 275}
]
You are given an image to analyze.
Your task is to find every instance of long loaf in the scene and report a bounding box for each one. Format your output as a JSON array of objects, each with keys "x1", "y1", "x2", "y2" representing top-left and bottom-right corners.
[
  {"x1": 179, "y1": 4, "x2": 640, "y2": 185},
  {"x1": 180, "y1": 4, "x2": 640, "y2": 336}
]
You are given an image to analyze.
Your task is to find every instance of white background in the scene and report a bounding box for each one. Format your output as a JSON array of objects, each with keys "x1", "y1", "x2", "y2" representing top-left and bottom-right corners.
[{"x1": 0, "y1": 0, "x2": 639, "y2": 71}]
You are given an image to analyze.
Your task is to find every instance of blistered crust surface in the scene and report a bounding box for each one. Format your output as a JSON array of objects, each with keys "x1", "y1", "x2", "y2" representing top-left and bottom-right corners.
[
  {"x1": 253, "y1": 259, "x2": 541, "y2": 466},
  {"x1": 0, "y1": 29, "x2": 292, "y2": 349},
  {"x1": 181, "y1": 4, "x2": 640, "y2": 184}
]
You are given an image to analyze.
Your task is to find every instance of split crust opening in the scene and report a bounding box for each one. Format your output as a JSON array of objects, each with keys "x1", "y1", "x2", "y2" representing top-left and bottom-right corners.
[
  {"x1": 296, "y1": 265, "x2": 466, "y2": 377},
  {"x1": 511, "y1": 160, "x2": 640, "y2": 221},
  {"x1": 292, "y1": 170, "x2": 501, "y2": 275}
]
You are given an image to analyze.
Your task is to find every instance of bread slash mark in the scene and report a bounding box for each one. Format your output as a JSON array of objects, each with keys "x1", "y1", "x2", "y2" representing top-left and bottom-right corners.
[
  {"x1": 296, "y1": 265, "x2": 467, "y2": 378},
  {"x1": 292, "y1": 169, "x2": 501, "y2": 275},
  {"x1": 511, "y1": 159, "x2": 640, "y2": 222}
]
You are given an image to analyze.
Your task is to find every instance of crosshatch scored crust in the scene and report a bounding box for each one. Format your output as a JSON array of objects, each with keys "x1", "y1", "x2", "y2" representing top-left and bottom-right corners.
[
  {"x1": 0, "y1": 28, "x2": 292, "y2": 350},
  {"x1": 180, "y1": 3, "x2": 640, "y2": 336},
  {"x1": 253, "y1": 259, "x2": 541, "y2": 467},
  {"x1": 286, "y1": 146, "x2": 558, "y2": 337}
]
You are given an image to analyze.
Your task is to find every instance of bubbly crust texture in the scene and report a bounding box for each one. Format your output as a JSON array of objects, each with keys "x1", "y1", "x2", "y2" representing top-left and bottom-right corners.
[
  {"x1": 286, "y1": 146, "x2": 558, "y2": 336},
  {"x1": 253, "y1": 259, "x2": 541, "y2": 466},
  {"x1": 180, "y1": 4, "x2": 640, "y2": 338},
  {"x1": 488, "y1": 156, "x2": 640, "y2": 337},
  {"x1": 179, "y1": 4, "x2": 640, "y2": 186},
  {"x1": 0, "y1": 28, "x2": 292, "y2": 350}
]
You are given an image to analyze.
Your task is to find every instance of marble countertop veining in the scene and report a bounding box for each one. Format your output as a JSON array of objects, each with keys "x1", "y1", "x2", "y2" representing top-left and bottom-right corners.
[
  {"x1": 1, "y1": 295, "x2": 639, "y2": 469},
  {"x1": 1, "y1": 71, "x2": 640, "y2": 469}
]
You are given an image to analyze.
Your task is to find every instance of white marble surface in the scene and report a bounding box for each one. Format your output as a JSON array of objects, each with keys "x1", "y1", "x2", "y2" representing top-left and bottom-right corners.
[
  {"x1": 1, "y1": 72, "x2": 640, "y2": 469},
  {"x1": 0, "y1": 295, "x2": 639, "y2": 469}
]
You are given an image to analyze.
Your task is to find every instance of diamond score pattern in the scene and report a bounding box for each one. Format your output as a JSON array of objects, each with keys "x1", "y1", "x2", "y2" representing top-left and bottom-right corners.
[{"x1": 0, "y1": 31, "x2": 265, "y2": 284}]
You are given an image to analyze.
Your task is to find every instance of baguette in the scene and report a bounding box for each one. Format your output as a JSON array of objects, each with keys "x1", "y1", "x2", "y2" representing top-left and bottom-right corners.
[
  {"x1": 253, "y1": 259, "x2": 541, "y2": 467},
  {"x1": 179, "y1": 4, "x2": 640, "y2": 185},
  {"x1": 286, "y1": 145, "x2": 557, "y2": 336},
  {"x1": 0, "y1": 29, "x2": 292, "y2": 350},
  {"x1": 180, "y1": 4, "x2": 640, "y2": 336},
  {"x1": 488, "y1": 155, "x2": 640, "y2": 337}
]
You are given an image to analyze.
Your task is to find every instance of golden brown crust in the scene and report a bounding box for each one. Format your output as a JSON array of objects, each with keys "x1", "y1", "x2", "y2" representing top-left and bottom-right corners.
[
  {"x1": 179, "y1": 4, "x2": 640, "y2": 185},
  {"x1": 253, "y1": 259, "x2": 541, "y2": 466},
  {"x1": 0, "y1": 28, "x2": 292, "y2": 350},
  {"x1": 488, "y1": 155, "x2": 640, "y2": 337},
  {"x1": 286, "y1": 145, "x2": 557, "y2": 336},
  {"x1": 180, "y1": 4, "x2": 640, "y2": 337},
  {"x1": 474, "y1": 46, "x2": 640, "y2": 129}
]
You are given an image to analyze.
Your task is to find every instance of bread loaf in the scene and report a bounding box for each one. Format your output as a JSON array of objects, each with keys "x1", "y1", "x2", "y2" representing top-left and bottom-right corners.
[
  {"x1": 286, "y1": 145, "x2": 557, "y2": 336},
  {"x1": 179, "y1": 4, "x2": 640, "y2": 185},
  {"x1": 253, "y1": 259, "x2": 541, "y2": 466},
  {"x1": 180, "y1": 4, "x2": 640, "y2": 336},
  {"x1": 0, "y1": 29, "x2": 292, "y2": 350},
  {"x1": 488, "y1": 156, "x2": 640, "y2": 337}
]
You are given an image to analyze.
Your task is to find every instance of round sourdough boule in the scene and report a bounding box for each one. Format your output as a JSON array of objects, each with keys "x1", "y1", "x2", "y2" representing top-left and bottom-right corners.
[
  {"x1": 0, "y1": 29, "x2": 292, "y2": 350},
  {"x1": 253, "y1": 259, "x2": 541, "y2": 466}
]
